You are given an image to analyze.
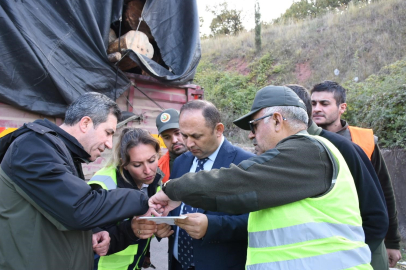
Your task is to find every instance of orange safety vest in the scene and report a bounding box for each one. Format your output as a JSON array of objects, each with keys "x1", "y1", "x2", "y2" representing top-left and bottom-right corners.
[
  {"x1": 348, "y1": 126, "x2": 375, "y2": 160},
  {"x1": 158, "y1": 151, "x2": 170, "y2": 183}
]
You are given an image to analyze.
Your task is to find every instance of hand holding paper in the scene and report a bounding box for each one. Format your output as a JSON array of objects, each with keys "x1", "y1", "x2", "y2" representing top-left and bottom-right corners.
[{"x1": 175, "y1": 213, "x2": 208, "y2": 239}]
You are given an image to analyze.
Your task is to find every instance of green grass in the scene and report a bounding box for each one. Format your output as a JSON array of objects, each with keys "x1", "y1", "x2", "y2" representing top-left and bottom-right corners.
[{"x1": 196, "y1": 0, "x2": 406, "y2": 148}]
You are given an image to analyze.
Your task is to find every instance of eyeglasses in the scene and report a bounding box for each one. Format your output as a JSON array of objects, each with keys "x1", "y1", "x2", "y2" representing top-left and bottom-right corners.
[
  {"x1": 249, "y1": 113, "x2": 273, "y2": 134},
  {"x1": 249, "y1": 113, "x2": 287, "y2": 134}
]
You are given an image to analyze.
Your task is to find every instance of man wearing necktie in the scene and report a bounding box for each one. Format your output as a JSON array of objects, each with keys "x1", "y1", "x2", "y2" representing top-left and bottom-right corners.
[{"x1": 155, "y1": 100, "x2": 254, "y2": 270}]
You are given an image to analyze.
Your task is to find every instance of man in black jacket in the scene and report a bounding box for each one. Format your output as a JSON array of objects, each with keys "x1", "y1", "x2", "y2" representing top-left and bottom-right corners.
[{"x1": 0, "y1": 92, "x2": 152, "y2": 270}]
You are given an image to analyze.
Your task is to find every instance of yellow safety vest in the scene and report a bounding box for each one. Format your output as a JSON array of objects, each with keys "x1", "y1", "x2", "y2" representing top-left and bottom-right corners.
[
  {"x1": 246, "y1": 135, "x2": 372, "y2": 270},
  {"x1": 88, "y1": 166, "x2": 152, "y2": 270}
]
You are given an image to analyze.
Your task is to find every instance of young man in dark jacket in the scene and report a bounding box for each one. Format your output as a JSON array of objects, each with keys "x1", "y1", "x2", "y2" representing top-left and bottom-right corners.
[
  {"x1": 0, "y1": 92, "x2": 153, "y2": 270},
  {"x1": 311, "y1": 81, "x2": 401, "y2": 269}
]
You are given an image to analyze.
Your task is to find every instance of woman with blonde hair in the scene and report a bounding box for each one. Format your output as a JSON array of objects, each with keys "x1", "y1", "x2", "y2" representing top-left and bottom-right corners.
[{"x1": 89, "y1": 127, "x2": 166, "y2": 270}]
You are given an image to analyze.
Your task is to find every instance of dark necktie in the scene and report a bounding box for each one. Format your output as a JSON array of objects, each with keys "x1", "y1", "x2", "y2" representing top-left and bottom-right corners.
[{"x1": 178, "y1": 158, "x2": 209, "y2": 270}]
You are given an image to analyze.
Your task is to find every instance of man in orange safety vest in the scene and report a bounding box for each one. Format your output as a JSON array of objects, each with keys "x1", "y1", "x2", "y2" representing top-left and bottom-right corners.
[
  {"x1": 156, "y1": 109, "x2": 187, "y2": 183},
  {"x1": 310, "y1": 80, "x2": 401, "y2": 270}
]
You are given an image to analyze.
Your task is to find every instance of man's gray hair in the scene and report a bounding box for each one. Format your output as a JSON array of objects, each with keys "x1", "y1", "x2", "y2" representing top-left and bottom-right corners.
[
  {"x1": 263, "y1": 106, "x2": 308, "y2": 130},
  {"x1": 64, "y1": 92, "x2": 121, "y2": 128}
]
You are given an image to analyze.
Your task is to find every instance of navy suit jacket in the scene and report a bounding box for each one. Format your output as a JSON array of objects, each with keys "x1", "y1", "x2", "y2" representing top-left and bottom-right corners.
[{"x1": 168, "y1": 138, "x2": 254, "y2": 270}]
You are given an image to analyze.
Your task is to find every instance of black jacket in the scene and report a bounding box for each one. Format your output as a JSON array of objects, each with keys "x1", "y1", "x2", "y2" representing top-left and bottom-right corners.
[{"x1": 0, "y1": 119, "x2": 150, "y2": 270}]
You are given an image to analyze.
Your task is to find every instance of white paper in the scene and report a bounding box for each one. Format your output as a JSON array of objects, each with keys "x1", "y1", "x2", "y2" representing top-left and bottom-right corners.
[{"x1": 138, "y1": 216, "x2": 188, "y2": 225}]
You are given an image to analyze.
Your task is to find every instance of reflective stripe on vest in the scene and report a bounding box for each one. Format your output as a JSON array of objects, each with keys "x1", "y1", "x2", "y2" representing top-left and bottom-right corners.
[
  {"x1": 249, "y1": 222, "x2": 365, "y2": 248},
  {"x1": 247, "y1": 245, "x2": 372, "y2": 270},
  {"x1": 246, "y1": 135, "x2": 372, "y2": 270},
  {"x1": 88, "y1": 174, "x2": 117, "y2": 190},
  {"x1": 348, "y1": 126, "x2": 374, "y2": 160}
]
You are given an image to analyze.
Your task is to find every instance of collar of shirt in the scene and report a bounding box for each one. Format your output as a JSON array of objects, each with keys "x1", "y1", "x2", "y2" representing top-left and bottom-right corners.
[
  {"x1": 337, "y1": 119, "x2": 352, "y2": 140},
  {"x1": 189, "y1": 136, "x2": 225, "y2": 172},
  {"x1": 337, "y1": 119, "x2": 349, "y2": 133},
  {"x1": 296, "y1": 130, "x2": 309, "y2": 135},
  {"x1": 307, "y1": 121, "x2": 322, "y2": 136}
]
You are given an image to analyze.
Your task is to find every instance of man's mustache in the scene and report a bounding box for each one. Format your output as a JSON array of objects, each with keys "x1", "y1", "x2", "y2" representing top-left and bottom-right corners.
[
  {"x1": 312, "y1": 113, "x2": 325, "y2": 118},
  {"x1": 172, "y1": 142, "x2": 185, "y2": 150}
]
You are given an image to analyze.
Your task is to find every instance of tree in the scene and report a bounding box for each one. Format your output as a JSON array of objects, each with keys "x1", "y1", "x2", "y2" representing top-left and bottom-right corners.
[
  {"x1": 255, "y1": 0, "x2": 261, "y2": 52},
  {"x1": 199, "y1": 16, "x2": 204, "y2": 28},
  {"x1": 207, "y1": 2, "x2": 245, "y2": 36},
  {"x1": 276, "y1": 0, "x2": 370, "y2": 23},
  {"x1": 280, "y1": 0, "x2": 318, "y2": 21}
]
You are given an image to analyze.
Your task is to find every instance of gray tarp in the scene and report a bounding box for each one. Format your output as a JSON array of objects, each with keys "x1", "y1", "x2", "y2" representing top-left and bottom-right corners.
[
  {"x1": 127, "y1": 0, "x2": 201, "y2": 85},
  {"x1": 0, "y1": 0, "x2": 201, "y2": 117}
]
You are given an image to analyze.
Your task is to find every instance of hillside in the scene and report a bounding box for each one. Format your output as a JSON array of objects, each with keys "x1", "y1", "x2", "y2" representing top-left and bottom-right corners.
[{"x1": 195, "y1": 0, "x2": 406, "y2": 147}]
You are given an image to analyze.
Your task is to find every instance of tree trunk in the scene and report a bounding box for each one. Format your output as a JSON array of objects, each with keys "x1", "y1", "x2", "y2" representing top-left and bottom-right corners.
[
  {"x1": 108, "y1": 28, "x2": 117, "y2": 44},
  {"x1": 107, "y1": 30, "x2": 154, "y2": 59},
  {"x1": 107, "y1": 52, "x2": 121, "y2": 63},
  {"x1": 124, "y1": 0, "x2": 152, "y2": 40}
]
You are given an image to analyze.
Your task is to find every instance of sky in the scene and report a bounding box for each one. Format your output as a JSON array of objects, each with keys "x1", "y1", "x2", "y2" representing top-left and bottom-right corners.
[{"x1": 197, "y1": 0, "x2": 294, "y2": 36}]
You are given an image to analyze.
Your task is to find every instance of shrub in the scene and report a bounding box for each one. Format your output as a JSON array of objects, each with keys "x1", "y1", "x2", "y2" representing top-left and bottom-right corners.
[
  {"x1": 344, "y1": 58, "x2": 406, "y2": 149},
  {"x1": 194, "y1": 60, "x2": 256, "y2": 144}
]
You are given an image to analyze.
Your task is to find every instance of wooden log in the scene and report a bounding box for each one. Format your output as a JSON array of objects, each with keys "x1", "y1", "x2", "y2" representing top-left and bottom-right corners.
[
  {"x1": 108, "y1": 52, "x2": 138, "y2": 71},
  {"x1": 123, "y1": 0, "x2": 153, "y2": 40},
  {"x1": 117, "y1": 56, "x2": 138, "y2": 71},
  {"x1": 108, "y1": 28, "x2": 117, "y2": 45},
  {"x1": 107, "y1": 30, "x2": 154, "y2": 59},
  {"x1": 123, "y1": 0, "x2": 167, "y2": 67},
  {"x1": 107, "y1": 52, "x2": 121, "y2": 63}
]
